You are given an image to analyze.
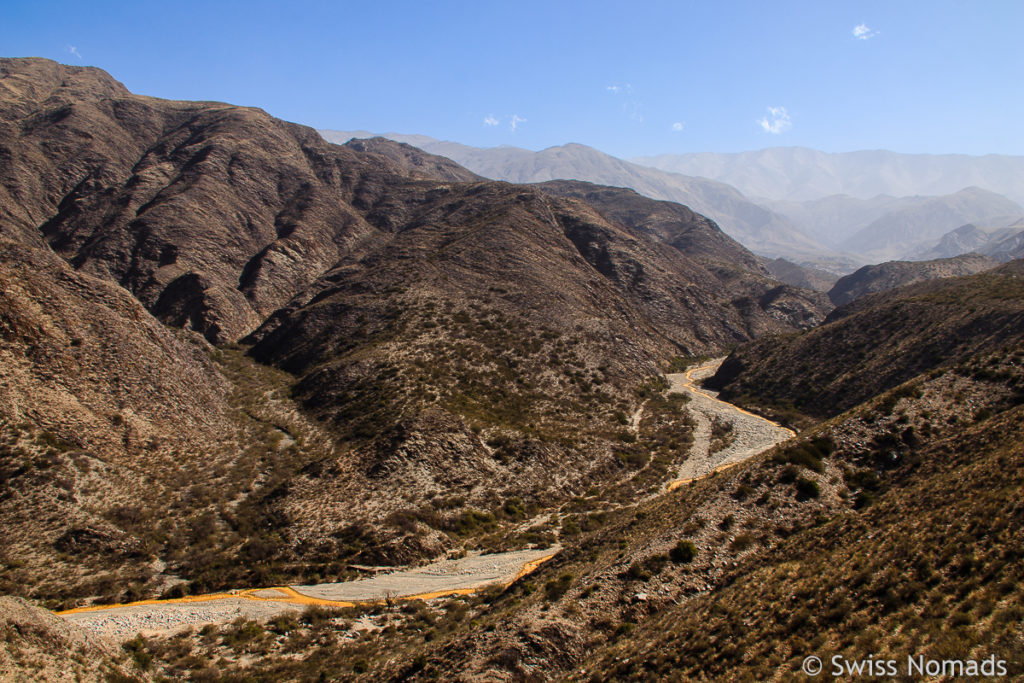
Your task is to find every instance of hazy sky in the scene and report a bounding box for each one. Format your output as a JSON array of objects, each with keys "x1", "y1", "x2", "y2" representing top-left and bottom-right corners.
[{"x1": 4, "y1": 0, "x2": 1022, "y2": 157}]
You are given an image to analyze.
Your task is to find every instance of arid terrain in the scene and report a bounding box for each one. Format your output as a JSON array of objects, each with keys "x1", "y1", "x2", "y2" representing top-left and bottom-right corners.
[
  {"x1": 1, "y1": 56, "x2": 1023, "y2": 681},
  {"x1": 56, "y1": 357, "x2": 794, "y2": 646}
]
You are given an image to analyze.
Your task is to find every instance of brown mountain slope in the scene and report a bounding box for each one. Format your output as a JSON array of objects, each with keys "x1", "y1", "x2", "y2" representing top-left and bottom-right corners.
[
  {"x1": 535, "y1": 180, "x2": 833, "y2": 327},
  {"x1": 0, "y1": 237, "x2": 343, "y2": 604},
  {"x1": 134, "y1": 342, "x2": 1024, "y2": 680},
  {"x1": 1, "y1": 59, "x2": 478, "y2": 343},
  {"x1": 242, "y1": 179, "x2": 827, "y2": 553},
  {"x1": 0, "y1": 57, "x2": 830, "y2": 605},
  {"x1": 1, "y1": 58, "x2": 824, "y2": 349},
  {"x1": 0, "y1": 596, "x2": 141, "y2": 681},
  {"x1": 342, "y1": 136, "x2": 482, "y2": 183},
  {"x1": 828, "y1": 253, "x2": 998, "y2": 306},
  {"x1": 706, "y1": 260, "x2": 1024, "y2": 421},
  {"x1": 577, "y1": 358, "x2": 1024, "y2": 680}
]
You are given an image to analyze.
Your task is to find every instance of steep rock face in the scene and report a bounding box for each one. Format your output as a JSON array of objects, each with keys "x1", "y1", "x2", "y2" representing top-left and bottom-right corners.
[
  {"x1": 0, "y1": 59, "x2": 475, "y2": 343},
  {"x1": 828, "y1": 253, "x2": 999, "y2": 306},
  {"x1": 706, "y1": 261, "x2": 1024, "y2": 419}
]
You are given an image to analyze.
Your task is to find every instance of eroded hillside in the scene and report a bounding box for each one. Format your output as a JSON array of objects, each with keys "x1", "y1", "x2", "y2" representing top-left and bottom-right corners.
[
  {"x1": 0, "y1": 57, "x2": 827, "y2": 611},
  {"x1": 707, "y1": 261, "x2": 1024, "y2": 423}
]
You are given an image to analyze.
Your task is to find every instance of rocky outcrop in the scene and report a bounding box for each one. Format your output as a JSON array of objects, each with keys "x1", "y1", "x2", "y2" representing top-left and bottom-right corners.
[{"x1": 828, "y1": 253, "x2": 998, "y2": 306}]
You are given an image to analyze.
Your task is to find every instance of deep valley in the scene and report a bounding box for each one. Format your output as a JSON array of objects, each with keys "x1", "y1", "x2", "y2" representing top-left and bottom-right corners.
[{"x1": 1, "y1": 57, "x2": 1022, "y2": 682}]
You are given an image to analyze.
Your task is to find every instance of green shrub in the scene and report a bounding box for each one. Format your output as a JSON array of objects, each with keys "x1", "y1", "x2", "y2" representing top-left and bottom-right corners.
[
  {"x1": 733, "y1": 484, "x2": 755, "y2": 501},
  {"x1": 626, "y1": 562, "x2": 651, "y2": 581},
  {"x1": 795, "y1": 477, "x2": 821, "y2": 501},
  {"x1": 544, "y1": 574, "x2": 573, "y2": 601},
  {"x1": 670, "y1": 540, "x2": 698, "y2": 564},
  {"x1": 730, "y1": 533, "x2": 755, "y2": 551}
]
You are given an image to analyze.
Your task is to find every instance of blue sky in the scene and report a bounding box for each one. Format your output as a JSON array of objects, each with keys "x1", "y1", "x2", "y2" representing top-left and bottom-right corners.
[{"x1": 3, "y1": 0, "x2": 1022, "y2": 157}]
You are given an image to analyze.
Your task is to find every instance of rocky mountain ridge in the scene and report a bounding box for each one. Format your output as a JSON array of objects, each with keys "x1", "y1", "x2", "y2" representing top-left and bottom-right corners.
[
  {"x1": 320, "y1": 130, "x2": 837, "y2": 263},
  {"x1": 0, "y1": 57, "x2": 828, "y2": 608},
  {"x1": 827, "y1": 253, "x2": 999, "y2": 306},
  {"x1": 323, "y1": 131, "x2": 1024, "y2": 270},
  {"x1": 706, "y1": 260, "x2": 1024, "y2": 421}
]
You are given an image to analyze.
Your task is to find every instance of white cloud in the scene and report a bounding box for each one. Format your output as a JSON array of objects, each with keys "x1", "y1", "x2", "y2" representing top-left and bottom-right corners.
[
  {"x1": 671, "y1": 121, "x2": 684, "y2": 132},
  {"x1": 852, "y1": 24, "x2": 878, "y2": 40},
  {"x1": 483, "y1": 115, "x2": 499, "y2": 127},
  {"x1": 510, "y1": 114, "x2": 526, "y2": 132},
  {"x1": 758, "y1": 106, "x2": 791, "y2": 134},
  {"x1": 67, "y1": 45, "x2": 82, "y2": 59},
  {"x1": 607, "y1": 84, "x2": 643, "y2": 122}
]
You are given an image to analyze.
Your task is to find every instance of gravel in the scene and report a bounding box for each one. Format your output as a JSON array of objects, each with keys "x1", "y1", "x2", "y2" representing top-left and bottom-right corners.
[
  {"x1": 61, "y1": 547, "x2": 558, "y2": 642},
  {"x1": 668, "y1": 360, "x2": 794, "y2": 483}
]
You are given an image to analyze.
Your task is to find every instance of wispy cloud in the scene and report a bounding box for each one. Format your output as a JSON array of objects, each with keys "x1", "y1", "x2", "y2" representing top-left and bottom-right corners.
[
  {"x1": 606, "y1": 83, "x2": 643, "y2": 123},
  {"x1": 510, "y1": 114, "x2": 526, "y2": 132},
  {"x1": 67, "y1": 45, "x2": 82, "y2": 59},
  {"x1": 852, "y1": 24, "x2": 878, "y2": 40},
  {"x1": 483, "y1": 114, "x2": 499, "y2": 127},
  {"x1": 671, "y1": 121, "x2": 685, "y2": 132},
  {"x1": 758, "y1": 106, "x2": 791, "y2": 134}
]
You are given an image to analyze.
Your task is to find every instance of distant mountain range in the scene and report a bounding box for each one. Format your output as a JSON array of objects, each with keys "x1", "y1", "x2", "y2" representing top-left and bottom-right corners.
[
  {"x1": 320, "y1": 131, "x2": 834, "y2": 264},
  {"x1": 912, "y1": 218, "x2": 1024, "y2": 261},
  {"x1": 762, "y1": 189, "x2": 1023, "y2": 259},
  {"x1": 633, "y1": 147, "x2": 1024, "y2": 205},
  {"x1": 840, "y1": 190, "x2": 1020, "y2": 262},
  {"x1": 323, "y1": 132, "x2": 1024, "y2": 270}
]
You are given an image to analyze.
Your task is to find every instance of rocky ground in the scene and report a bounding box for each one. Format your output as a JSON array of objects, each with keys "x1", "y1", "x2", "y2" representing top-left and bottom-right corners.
[
  {"x1": 60, "y1": 548, "x2": 557, "y2": 642},
  {"x1": 667, "y1": 360, "x2": 794, "y2": 484},
  {"x1": 57, "y1": 358, "x2": 793, "y2": 647}
]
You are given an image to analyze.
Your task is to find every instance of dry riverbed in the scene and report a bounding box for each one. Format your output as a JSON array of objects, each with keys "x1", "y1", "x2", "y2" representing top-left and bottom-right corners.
[
  {"x1": 59, "y1": 360, "x2": 792, "y2": 644},
  {"x1": 667, "y1": 359, "x2": 795, "y2": 487},
  {"x1": 60, "y1": 547, "x2": 557, "y2": 642}
]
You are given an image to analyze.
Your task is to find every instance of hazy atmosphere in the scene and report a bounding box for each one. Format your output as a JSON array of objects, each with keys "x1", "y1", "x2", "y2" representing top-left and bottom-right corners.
[
  {"x1": 2, "y1": 2, "x2": 1024, "y2": 681},
  {"x1": 4, "y1": 0, "x2": 1023, "y2": 156}
]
